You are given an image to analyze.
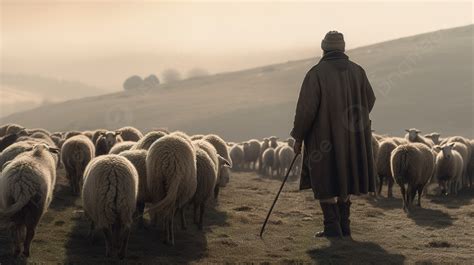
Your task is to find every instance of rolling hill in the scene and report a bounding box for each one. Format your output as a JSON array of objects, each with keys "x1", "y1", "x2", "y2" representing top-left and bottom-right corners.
[{"x1": 1, "y1": 25, "x2": 472, "y2": 140}]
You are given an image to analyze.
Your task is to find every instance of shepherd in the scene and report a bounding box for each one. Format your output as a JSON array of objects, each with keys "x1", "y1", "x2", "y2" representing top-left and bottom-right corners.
[{"x1": 291, "y1": 31, "x2": 376, "y2": 238}]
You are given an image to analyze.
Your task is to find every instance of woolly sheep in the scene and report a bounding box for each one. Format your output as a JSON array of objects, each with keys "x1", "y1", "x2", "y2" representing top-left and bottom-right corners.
[
  {"x1": 468, "y1": 140, "x2": 474, "y2": 188},
  {"x1": 258, "y1": 138, "x2": 270, "y2": 172},
  {"x1": 390, "y1": 143, "x2": 435, "y2": 212},
  {"x1": 391, "y1": 137, "x2": 408, "y2": 146},
  {"x1": 61, "y1": 135, "x2": 95, "y2": 195},
  {"x1": 0, "y1": 143, "x2": 59, "y2": 257},
  {"x1": 0, "y1": 124, "x2": 8, "y2": 137},
  {"x1": 278, "y1": 146, "x2": 295, "y2": 178},
  {"x1": 119, "y1": 149, "x2": 148, "y2": 226},
  {"x1": 26, "y1": 128, "x2": 51, "y2": 136},
  {"x1": 230, "y1": 144, "x2": 244, "y2": 171},
  {"x1": 5, "y1": 124, "x2": 25, "y2": 136},
  {"x1": 203, "y1": 134, "x2": 232, "y2": 199},
  {"x1": 1, "y1": 140, "x2": 60, "y2": 171},
  {"x1": 376, "y1": 139, "x2": 398, "y2": 197},
  {"x1": 442, "y1": 136, "x2": 472, "y2": 187},
  {"x1": 191, "y1": 134, "x2": 205, "y2": 141},
  {"x1": 433, "y1": 143, "x2": 464, "y2": 195},
  {"x1": 82, "y1": 130, "x2": 94, "y2": 140},
  {"x1": 132, "y1": 131, "x2": 167, "y2": 151},
  {"x1": 243, "y1": 140, "x2": 260, "y2": 170},
  {"x1": 272, "y1": 144, "x2": 285, "y2": 175},
  {"x1": 92, "y1": 129, "x2": 107, "y2": 145},
  {"x1": 82, "y1": 155, "x2": 138, "y2": 259},
  {"x1": 50, "y1": 135, "x2": 64, "y2": 149},
  {"x1": 95, "y1": 131, "x2": 123, "y2": 156},
  {"x1": 286, "y1": 137, "x2": 296, "y2": 148},
  {"x1": 152, "y1": 128, "x2": 170, "y2": 134},
  {"x1": 261, "y1": 148, "x2": 276, "y2": 177},
  {"x1": 269, "y1": 136, "x2": 279, "y2": 149},
  {"x1": 117, "y1": 126, "x2": 143, "y2": 142},
  {"x1": 404, "y1": 128, "x2": 434, "y2": 147},
  {"x1": 425, "y1": 132, "x2": 441, "y2": 145},
  {"x1": 65, "y1": 131, "x2": 83, "y2": 139},
  {"x1": 109, "y1": 141, "x2": 136, "y2": 154},
  {"x1": 0, "y1": 128, "x2": 27, "y2": 152},
  {"x1": 146, "y1": 135, "x2": 197, "y2": 245},
  {"x1": 191, "y1": 144, "x2": 229, "y2": 230}
]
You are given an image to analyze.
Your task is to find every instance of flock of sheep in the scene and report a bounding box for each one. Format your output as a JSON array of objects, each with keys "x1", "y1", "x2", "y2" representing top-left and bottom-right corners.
[
  {"x1": 0, "y1": 124, "x2": 231, "y2": 259},
  {"x1": 0, "y1": 123, "x2": 473, "y2": 260}
]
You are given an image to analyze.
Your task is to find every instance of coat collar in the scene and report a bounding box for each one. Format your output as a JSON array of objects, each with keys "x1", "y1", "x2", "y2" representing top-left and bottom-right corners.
[{"x1": 320, "y1": 51, "x2": 348, "y2": 61}]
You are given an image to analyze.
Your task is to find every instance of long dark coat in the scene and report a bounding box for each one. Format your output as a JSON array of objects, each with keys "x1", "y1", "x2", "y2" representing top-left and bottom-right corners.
[{"x1": 291, "y1": 51, "x2": 376, "y2": 200}]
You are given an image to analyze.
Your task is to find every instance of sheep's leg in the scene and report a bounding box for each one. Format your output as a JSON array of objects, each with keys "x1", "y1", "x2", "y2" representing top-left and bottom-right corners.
[
  {"x1": 103, "y1": 228, "x2": 113, "y2": 257},
  {"x1": 387, "y1": 177, "x2": 394, "y2": 198},
  {"x1": 23, "y1": 225, "x2": 36, "y2": 257},
  {"x1": 180, "y1": 207, "x2": 187, "y2": 231},
  {"x1": 416, "y1": 186, "x2": 423, "y2": 207},
  {"x1": 136, "y1": 201, "x2": 146, "y2": 228},
  {"x1": 118, "y1": 226, "x2": 130, "y2": 260},
  {"x1": 214, "y1": 185, "x2": 220, "y2": 201},
  {"x1": 198, "y1": 202, "x2": 205, "y2": 231},
  {"x1": 377, "y1": 175, "x2": 383, "y2": 196},
  {"x1": 13, "y1": 224, "x2": 25, "y2": 256},
  {"x1": 399, "y1": 184, "x2": 407, "y2": 212}
]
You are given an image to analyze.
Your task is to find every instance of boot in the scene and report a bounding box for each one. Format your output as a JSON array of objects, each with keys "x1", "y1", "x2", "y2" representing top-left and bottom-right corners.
[
  {"x1": 338, "y1": 200, "x2": 351, "y2": 237},
  {"x1": 314, "y1": 202, "x2": 343, "y2": 238}
]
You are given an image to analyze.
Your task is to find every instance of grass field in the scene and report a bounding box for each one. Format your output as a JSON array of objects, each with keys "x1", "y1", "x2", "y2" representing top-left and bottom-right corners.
[{"x1": 0, "y1": 169, "x2": 473, "y2": 264}]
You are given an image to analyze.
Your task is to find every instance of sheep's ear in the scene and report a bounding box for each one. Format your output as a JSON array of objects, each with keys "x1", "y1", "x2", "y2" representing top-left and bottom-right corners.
[
  {"x1": 448, "y1": 142, "x2": 455, "y2": 147},
  {"x1": 48, "y1": 147, "x2": 60, "y2": 154},
  {"x1": 218, "y1": 155, "x2": 231, "y2": 168}
]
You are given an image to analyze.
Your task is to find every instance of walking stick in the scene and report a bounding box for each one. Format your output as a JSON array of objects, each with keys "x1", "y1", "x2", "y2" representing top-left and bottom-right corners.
[{"x1": 259, "y1": 153, "x2": 300, "y2": 238}]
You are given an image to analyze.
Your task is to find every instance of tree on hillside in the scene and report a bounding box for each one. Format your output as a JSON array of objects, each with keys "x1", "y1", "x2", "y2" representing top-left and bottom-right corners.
[
  {"x1": 187, "y1": 67, "x2": 209, "y2": 79},
  {"x1": 123, "y1": 75, "x2": 144, "y2": 90},
  {"x1": 144, "y1": 74, "x2": 160, "y2": 89},
  {"x1": 162, "y1": 68, "x2": 181, "y2": 83}
]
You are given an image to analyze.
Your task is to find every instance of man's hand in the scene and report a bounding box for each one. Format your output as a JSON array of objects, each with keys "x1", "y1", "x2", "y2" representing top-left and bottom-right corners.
[{"x1": 293, "y1": 141, "x2": 302, "y2": 155}]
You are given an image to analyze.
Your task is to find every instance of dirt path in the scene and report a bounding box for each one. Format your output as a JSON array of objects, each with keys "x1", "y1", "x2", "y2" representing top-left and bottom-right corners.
[{"x1": 1, "y1": 170, "x2": 473, "y2": 264}]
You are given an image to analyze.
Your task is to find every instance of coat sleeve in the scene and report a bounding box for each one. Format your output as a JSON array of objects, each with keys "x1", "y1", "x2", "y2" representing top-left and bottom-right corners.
[
  {"x1": 290, "y1": 70, "x2": 321, "y2": 142},
  {"x1": 363, "y1": 70, "x2": 376, "y2": 113}
]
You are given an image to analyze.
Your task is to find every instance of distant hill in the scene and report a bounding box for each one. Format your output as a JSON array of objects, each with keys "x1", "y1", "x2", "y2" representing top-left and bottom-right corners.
[
  {"x1": 1, "y1": 25, "x2": 472, "y2": 140},
  {"x1": 0, "y1": 73, "x2": 106, "y2": 117}
]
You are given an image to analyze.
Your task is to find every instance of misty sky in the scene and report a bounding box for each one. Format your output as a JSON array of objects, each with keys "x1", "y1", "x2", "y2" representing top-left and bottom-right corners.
[{"x1": 0, "y1": 1, "x2": 472, "y2": 89}]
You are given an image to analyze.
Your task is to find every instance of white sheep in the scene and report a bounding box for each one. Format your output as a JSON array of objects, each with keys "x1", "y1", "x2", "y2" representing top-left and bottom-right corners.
[
  {"x1": 269, "y1": 136, "x2": 279, "y2": 149},
  {"x1": 390, "y1": 142, "x2": 435, "y2": 212},
  {"x1": 272, "y1": 144, "x2": 285, "y2": 175},
  {"x1": 405, "y1": 128, "x2": 434, "y2": 147},
  {"x1": 277, "y1": 146, "x2": 295, "y2": 178},
  {"x1": 146, "y1": 134, "x2": 197, "y2": 245},
  {"x1": 118, "y1": 149, "x2": 149, "y2": 227},
  {"x1": 376, "y1": 139, "x2": 398, "y2": 197},
  {"x1": 433, "y1": 143, "x2": 464, "y2": 195},
  {"x1": 258, "y1": 138, "x2": 270, "y2": 172},
  {"x1": 203, "y1": 134, "x2": 232, "y2": 199},
  {"x1": 424, "y1": 132, "x2": 441, "y2": 145},
  {"x1": 116, "y1": 126, "x2": 143, "y2": 142},
  {"x1": 191, "y1": 134, "x2": 205, "y2": 141},
  {"x1": 230, "y1": 144, "x2": 244, "y2": 171},
  {"x1": 82, "y1": 154, "x2": 138, "y2": 259},
  {"x1": 0, "y1": 143, "x2": 59, "y2": 257},
  {"x1": 1, "y1": 140, "x2": 59, "y2": 171},
  {"x1": 61, "y1": 135, "x2": 95, "y2": 195},
  {"x1": 109, "y1": 141, "x2": 136, "y2": 154},
  {"x1": 442, "y1": 136, "x2": 472, "y2": 187},
  {"x1": 132, "y1": 131, "x2": 168, "y2": 151},
  {"x1": 261, "y1": 148, "x2": 276, "y2": 177},
  {"x1": 243, "y1": 139, "x2": 260, "y2": 170}
]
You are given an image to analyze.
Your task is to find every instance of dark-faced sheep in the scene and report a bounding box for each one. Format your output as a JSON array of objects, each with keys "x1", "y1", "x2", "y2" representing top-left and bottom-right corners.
[
  {"x1": 434, "y1": 143, "x2": 464, "y2": 195},
  {"x1": 95, "y1": 131, "x2": 123, "y2": 156},
  {"x1": 146, "y1": 135, "x2": 197, "y2": 245},
  {"x1": 0, "y1": 144, "x2": 59, "y2": 257},
  {"x1": 0, "y1": 128, "x2": 27, "y2": 152},
  {"x1": 61, "y1": 135, "x2": 95, "y2": 195},
  {"x1": 390, "y1": 143, "x2": 435, "y2": 212},
  {"x1": 243, "y1": 140, "x2": 260, "y2": 170},
  {"x1": 82, "y1": 155, "x2": 138, "y2": 259}
]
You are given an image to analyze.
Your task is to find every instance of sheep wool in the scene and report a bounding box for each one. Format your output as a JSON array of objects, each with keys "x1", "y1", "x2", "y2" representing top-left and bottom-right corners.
[
  {"x1": 132, "y1": 131, "x2": 167, "y2": 151},
  {"x1": 61, "y1": 135, "x2": 95, "y2": 195},
  {"x1": 109, "y1": 141, "x2": 136, "y2": 154},
  {"x1": 376, "y1": 139, "x2": 397, "y2": 197},
  {"x1": 0, "y1": 144, "x2": 58, "y2": 257},
  {"x1": 434, "y1": 143, "x2": 464, "y2": 195},
  {"x1": 404, "y1": 128, "x2": 434, "y2": 147},
  {"x1": 230, "y1": 144, "x2": 244, "y2": 171},
  {"x1": 262, "y1": 148, "x2": 276, "y2": 177},
  {"x1": 117, "y1": 126, "x2": 143, "y2": 142},
  {"x1": 243, "y1": 139, "x2": 260, "y2": 170},
  {"x1": 82, "y1": 154, "x2": 138, "y2": 259}
]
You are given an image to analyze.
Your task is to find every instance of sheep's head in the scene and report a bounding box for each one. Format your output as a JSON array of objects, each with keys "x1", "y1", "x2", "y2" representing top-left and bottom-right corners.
[
  {"x1": 425, "y1": 132, "x2": 441, "y2": 144},
  {"x1": 263, "y1": 138, "x2": 270, "y2": 144},
  {"x1": 269, "y1": 136, "x2": 279, "y2": 144},
  {"x1": 405, "y1": 128, "x2": 421, "y2": 141},
  {"x1": 218, "y1": 156, "x2": 231, "y2": 187},
  {"x1": 101, "y1": 131, "x2": 122, "y2": 149},
  {"x1": 440, "y1": 143, "x2": 455, "y2": 159}
]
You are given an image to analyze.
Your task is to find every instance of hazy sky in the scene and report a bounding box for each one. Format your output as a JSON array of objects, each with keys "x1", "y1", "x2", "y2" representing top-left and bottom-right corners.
[{"x1": 2, "y1": 1, "x2": 472, "y2": 57}]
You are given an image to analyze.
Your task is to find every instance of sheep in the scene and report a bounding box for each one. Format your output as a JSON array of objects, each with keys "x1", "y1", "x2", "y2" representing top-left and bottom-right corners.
[
  {"x1": 376, "y1": 139, "x2": 398, "y2": 197},
  {"x1": 272, "y1": 144, "x2": 285, "y2": 175},
  {"x1": 82, "y1": 130, "x2": 94, "y2": 140},
  {"x1": 95, "y1": 131, "x2": 123, "y2": 156},
  {"x1": 468, "y1": 140, "x2": 474, "y2": 188},
  {"x1": 203, "y1": 134, "x2": 232, "y2": 199},
  {"x1": 286, "y1": 137, "x2": 296, "y2": 148},
  {"x1": 65, "y1": 131, "x2": 83, "y2": 139},
  {"x1": 82, "y1": 154, "x2": 138, "y2": 259},
  {"x1": 132, "y1": 131, "x2": 167, "y2": 151},
  {"x1": 171, "y1": 131, "x2": 194, "y2": 147},
  {"x1": 109, "y1": 141, "x2": 136, "y2": 154},
  {"x1": 405, "y1": 128, "x2": 434, "y2": 147},
  {"x1": 29, "y1": 131, "x2": 55, "y2": 146},
  {"x1": 152, "y1": 128, "x2": 170, "y2": 134},
  {"x1": 0, "y1": 128, "x2": 27, "y2": 152},
  {"x1": 26, "y1": 128, "x2": 51, "y2": 136},
  {"x1": 392, "y1": 137, "x2": 407, "y2": 146},
  {"x1": 277, "y1": 146, "x2": 295, "y2": 178},
  {"x1": 146, "y1": 135, "x2": 197, "y2": 245},
  {"x1": 0, "y1": 124, "x2": 8, "y2": 137},
  {"x1": 118, "y1": 149, "x2": 148, "y2": 227},
  {"x1": 117, "y1": 126, "x2": 143, "y2": 142},
  {"x1": 425, "y1": 132, "x2": 441, "y2": 145},
  {"x1": 191, "y1": 134, "x2": 205, "y2": 141},
  {"x1": 434, "y1": 143, "x2": 464, "y2": 195},
  {"x1": 269, "y1": 136, "x2": 279, "y2": 149},
  {"x1": 243, "y1": 140, "x2": 260, "y2": 170},
  {"x1": 5, "y1": 124, "x2": 25, "y2": 136},
  {"x1": 261, "y1": 148, "x2": 276, "y2": 177},
  {"x1": 1, "y1": 140, "x2": 60, "y2": 171},
  {"x1": 390, "y1": 143, "x2": 435, "y2": 212},
  {"x1": 258, "y1": 138, "x2": 270, "y2": 172},
  {"x1": 230, "y1": 144, "x2": 244, "y2": 171},
  {"x1": 0, "y1": 143, "x2": 59, "y2": 257},
  {"x1": 191, "y1": 143, "x2": 230, "y2": 230},
  {"x1": 50, "y1": 135, "x2": 64, "y2": 149},
  {"x1": 92, "y1": 129, "x2": 107, "y2": 145},
  {"x1": 442, "y1": 136, "x2": 472, "y2": 187},
  {"x1": 61, "y1": 135, "x2": 95, "y2": 195}
]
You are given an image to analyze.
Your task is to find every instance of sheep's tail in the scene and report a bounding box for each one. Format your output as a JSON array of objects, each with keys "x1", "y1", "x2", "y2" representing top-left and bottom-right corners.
[
  {"x1": 150, "y1": 175, "x2": 181, "y2": 221},
  {"x1": 0, "y1": 193, "x2": 33, "y2": 221}
]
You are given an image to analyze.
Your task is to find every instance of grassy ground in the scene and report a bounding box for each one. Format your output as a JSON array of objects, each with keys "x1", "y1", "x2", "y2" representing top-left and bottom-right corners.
[{"x1": 1, "y1": 169, "x2": 473, "y2": 264}]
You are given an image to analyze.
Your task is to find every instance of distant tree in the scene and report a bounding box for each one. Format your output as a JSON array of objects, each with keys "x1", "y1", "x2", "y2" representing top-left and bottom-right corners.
[
  {"x1": 123, "y1": 75, "x2": 144, "y2": 90},
  {"x1": 162, "y1": 68, "x2": 182, "y2": 83},
  {"x1": 143, "y1": 74, "x2": 160, "y2": 89},
  {"x1": 187, "y1": 68, "x2": 209, "y2": 79}
]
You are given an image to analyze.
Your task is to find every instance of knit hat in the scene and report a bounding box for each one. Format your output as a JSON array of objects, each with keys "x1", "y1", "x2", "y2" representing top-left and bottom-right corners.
[{"x1": 321, "y1": 31, "x2": 345, "y2": 52}]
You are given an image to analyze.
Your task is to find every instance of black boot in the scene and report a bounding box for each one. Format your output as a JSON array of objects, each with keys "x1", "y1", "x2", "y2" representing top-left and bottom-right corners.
[
  {"x1": 314, "y1": 202, "x2": 343, "y2": 238},
  {"x1": 338, "y1": 200, "x2": 351, "y2": 237}
]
